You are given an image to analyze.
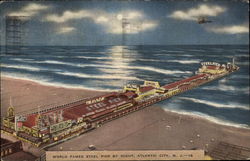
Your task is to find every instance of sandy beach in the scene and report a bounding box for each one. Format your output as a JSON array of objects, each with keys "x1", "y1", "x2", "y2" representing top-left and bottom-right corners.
[
  {"x1": 1, "y1": 76, "x2": 250, "y2": 159},
  {"x1": 1, "y1": 76, "x2": 107, "y2": 117}
]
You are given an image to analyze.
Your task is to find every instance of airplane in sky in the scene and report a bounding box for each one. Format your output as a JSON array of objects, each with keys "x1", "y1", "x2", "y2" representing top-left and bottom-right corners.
[{"x1": 197, "y1": 17, "x2": 213, "y2": 24}]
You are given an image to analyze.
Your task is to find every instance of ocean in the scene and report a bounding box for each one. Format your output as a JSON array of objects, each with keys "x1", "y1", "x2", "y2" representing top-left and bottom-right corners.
[{"x1": 1, "y1": 45, "x2": 249, "y2": 128}]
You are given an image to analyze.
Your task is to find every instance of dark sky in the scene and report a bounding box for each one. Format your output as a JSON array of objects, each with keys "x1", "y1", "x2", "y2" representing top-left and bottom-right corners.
[{"x1": 0, "y1": 0, "x2": 249, "y2": 46}]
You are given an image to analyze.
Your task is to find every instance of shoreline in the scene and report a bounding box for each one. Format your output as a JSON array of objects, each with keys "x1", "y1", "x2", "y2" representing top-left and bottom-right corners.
[
  {"x1": 1, "y1": 75, "x2": 249, "y2": 130},
  {"x1": 162, "y1": 108, "x2": 250, "y2": 130},
  {"x1": 1, "y1": 76, "x2": 107, "y2": 116},
  {"x1": 1, "y1": 75, "x2": 106, "y2": 92},
  {"x1": 1, "y1": 74, "x2": 117, "y2": 92}
]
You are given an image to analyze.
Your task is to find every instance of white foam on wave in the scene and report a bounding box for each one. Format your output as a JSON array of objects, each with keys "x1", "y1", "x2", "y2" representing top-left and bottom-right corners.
[
  {"x1": 56, "y1": 71, "x2": 142, "y2": 81},
  {"x1": 163, "y1": 50, "x2": 185, "y2": 53},
  {"x1": 83, "y1": 56, "x2": 200, "y2": 64},
  {"x1": 1, "y1": 72, "x2": 116, "y2": 92},
  {"x1": 41, "y1": 60, "x2": 192, "y2": 75},
  {"x1": 237, "y1": 54, "x2": 249, "y2": 57},
  {"x1": 237, "y1": 61, "x2": 249, "y2": 66},
  {"x1": 2, "y1": 61, "x2": 190, "y2": 80},
  {"x1": 202, "y1": 78, "x2": 249, "y2": 94},
  {"x1": 188, "y1": 49, "x2": 205, "y2": 52},
  {"x1": 202, "y1": 84, "x2": 250, "y2": 94},
  {"x1": 236, "y1": 49, "x2": 249, "y2": 53},
  {"x1": 211, "y1": 48, "x2": 224, "y2": 51},
  {"x1": 8, "y1": 58, "x2": 69, "y2": 65},
  {"x1": 154, "y1": 53, "x2": 192, "y2": 57},
  {"x1": 43, "y1": 60, "x2": 72, "y2": 65},
  {"x1": 178, "y1": 97, "x2": 249, "y2": 110},
  {"x1": 167, "y1": 60, "x2": 200, "y2": 64},
  {"x1": 46, "y1": 55, "x2": 67, "y2": 58},
  {"x1": 231, "y1": 75, "x2": 249, "y2": 79},
  {"x1": 76, "y1": 56, "x2": 168, "y2": 63},
  {"x1": 1, "y1": 64, "x2": 41, "y2": 71},
  {"x1": 107, "y1": 63, "x2": 192, "y2": 75},
  {"x1": 218, "y1": 78, "x2": 227, "y2": 83},
  {"x1": 162, "y1": 108, "x2": 250, "y2": 129},
  {"x1": 76, "y1": 56, "x2": 109, "y2": 60},
  {"x1": 11, "y1": 58, "x2": 34, "y2": 61},
  {"x1": 116, "y1": 65, "x2": 192, "y2": 75}
]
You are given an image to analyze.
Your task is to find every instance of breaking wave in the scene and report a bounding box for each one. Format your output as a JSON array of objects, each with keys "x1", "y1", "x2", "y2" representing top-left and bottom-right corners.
[
  {"x1": 178, "y1": 97, "x2": 249, "y2": 110},
  {"x1": 154, "y1": 54, "x2": 192, "y2": 57},
  {"x1": 188, "y1": 49, "x2": 205, "y2": 52},
  {"x1": 237, "y1": 54, "x2": 249, "y2": 57},
  {"x1": 11, "y1": 58, "x2": 34, "y2": 61},
  {"x1": 235, "y1": 49, "x2": 249, "y2": 53},
  {"x1": 43, "y1": 60, "x2": 71, "y2": 65},
  {"x1": 117, "y1": 65, "x2": 192, "y2": 75},
  {"x1": 163, "y1": 108, "x2": 250, "y2": 129},
  {"x1": 202, "y1": 84, "x2": 250, "y2": 94},
  {"x1": 76, "y1": 56, "x2": 161, "y2": 62},
  {"x1": 1, "y1": 73, "x2": 116, "y2": 92},
  {"x1": 56, "y1": 72, "x2": 142, "y2": 81},
  {"x1": 237, "y1": 61, "x2": 249, "y2": 66},
  {"x1": 1, "y1": 64, "x2": 41, "y2": 71},
  {"x1": 230, "y1": 75, "x2": 249, "y2": 79},
  {"x1": 39, "y1": 60, "x2": 192, "y2": 75},
  {"x1": 156, "y1": 50, "x2": 185, "y2": 53},
  {"x1": 167, "y1": 60, "x2": 201, "y2": 64}
]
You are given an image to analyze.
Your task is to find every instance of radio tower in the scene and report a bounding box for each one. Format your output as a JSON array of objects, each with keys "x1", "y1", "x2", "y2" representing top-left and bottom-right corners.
[{"x1": 5, "y1": 16, "x2": 28, "y2": 54}]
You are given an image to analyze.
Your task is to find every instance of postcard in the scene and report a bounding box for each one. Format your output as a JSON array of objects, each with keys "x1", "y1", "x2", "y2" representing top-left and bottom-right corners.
[{"x1": 0, "y1": 0, "x2": 249, "y2": 160}]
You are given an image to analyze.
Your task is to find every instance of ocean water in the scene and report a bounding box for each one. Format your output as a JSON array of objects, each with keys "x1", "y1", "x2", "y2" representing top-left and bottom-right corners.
[{"x1": 1, "y1": 45, "x2": 249, "y2": 128}]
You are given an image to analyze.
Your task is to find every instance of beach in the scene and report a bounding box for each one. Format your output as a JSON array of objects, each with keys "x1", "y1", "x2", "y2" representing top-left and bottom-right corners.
[
  {"x1": 1, "y1": 76, "x2": 250, "y2": 158},
  {"x1": 1, "y1": 76, "x2": 107, "y2": 117}
]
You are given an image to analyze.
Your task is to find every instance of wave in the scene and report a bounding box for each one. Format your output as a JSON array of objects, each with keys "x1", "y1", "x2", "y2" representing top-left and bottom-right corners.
[
  {"x1": 42, "y1": 55, "x2": 66, "y2": 58},
  {"x1": 211, "y1": 48, "x2": 224, "y2": 51},
  {"x1": 165, "y1": 50, "x2": 185, "y2": 53},
  {"x1": 1, "y1": 64, "x2": 41, "y2": 71},
  {"x1": 38, "y1": 60, "x2": 192, "y2": 75},
  {"x1": 204, "y1": 54, "x2": 230, "y2": 58},
  {"x1": 237, "y1": 62, "x2": 249, "y2": 66},
  {"x1": 237, "y1": 54, "x2": 249, "y2": 57},
  {"x1": 2, "y1": 61, "x2": 192, "y2": 78},
  {"x1": 1, "y1": 64, "x2": 141, "y2": 81},
  {"x1": 1, "y1": 73, "x2": 116, "y2": 92},
  {"x1": 154, "y1": 53, "x2": 192, "y2": 57},
  {"x1": 167, "y1": 60, "x2": 200, "y2": 64},
  {"x1": 76, "y1": 57, "x2": 195, "y2": 64},
  {"x1": 218, "y1": 78, "x2": 227, "y2": 83},
  {"x1": 11, "y1": 58, "x2": 34, "y2": 61},
  {"x1": 75, "y1": 56, "x2": 110, "y2": 60},
  {"x1": 76, "y1": 56, "x2": 168, "y2": 63},
  {"x1": 152, "y1": 50, "x2": 185, "y2": 53},
  {"x1": 230, "y1": 75, "x2": 249, "y2": 79},
  {"x1": 162, "y1": 108, "x2": 250, "y2": 129},
  {"x1": 56, "y1": 71, "x2": 142, "y2": 81},
  {"x1": 178, "y1": 97, "x2": 249, "y2": 110},
  {"x1": 202, "y1": 84, "x2": 250, "y2": 94},
  {"x1": 236, "y1": 49, "x2": 249, "y2": 53},
  {"x1": 109, "y1": 65, "x2": 192, "y2": 75},
  {"x1": 42, "y1": 60, "x2": 72, "y2": 65},
  {"x1": 188, "y1": 49, "x2": 205, "y2": 52}
]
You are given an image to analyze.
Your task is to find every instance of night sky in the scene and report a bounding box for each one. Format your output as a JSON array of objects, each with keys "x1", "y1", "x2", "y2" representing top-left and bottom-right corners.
[{"x1": 0, "y1": 0, "x2": 249, "y2": 46}]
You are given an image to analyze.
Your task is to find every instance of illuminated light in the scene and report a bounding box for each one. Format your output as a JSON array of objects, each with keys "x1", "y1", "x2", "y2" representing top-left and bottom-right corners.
[
  {"x1": 117, "y1": 14, "x2": 123, "y2": 20},
  {"x1": 86, "y1": 97, "x2": 104, "y2": 105}
]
